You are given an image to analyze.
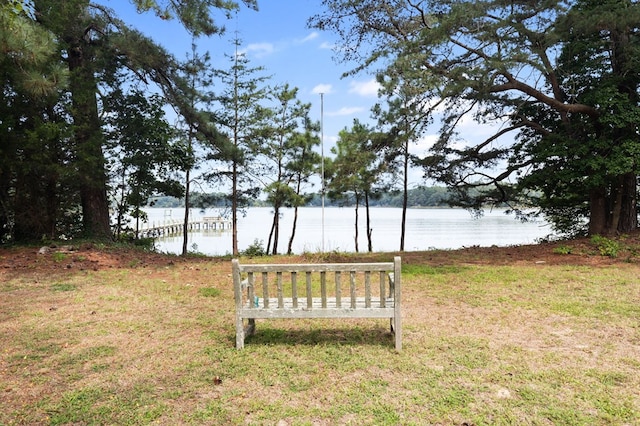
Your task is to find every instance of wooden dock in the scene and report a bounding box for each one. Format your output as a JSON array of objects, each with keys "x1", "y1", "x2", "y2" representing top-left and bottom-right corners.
[{"x1": 139, "y1": 216, "x2": 231, "y2": 238}]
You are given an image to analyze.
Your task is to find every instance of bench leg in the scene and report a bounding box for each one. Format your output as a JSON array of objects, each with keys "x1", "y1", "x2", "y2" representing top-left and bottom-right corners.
[
  {"x1": 236, "y1": 317, "x2": 256, "y2": 349},
  {"x1": 246, "y1": 318, "x2": 256, "y2": 337},
  {"x1": 394, "y1": 315, "x2": 402, "y2": 352},
  {"x1": 235, "y1": 315, "x2": 245, "y2": 349}
]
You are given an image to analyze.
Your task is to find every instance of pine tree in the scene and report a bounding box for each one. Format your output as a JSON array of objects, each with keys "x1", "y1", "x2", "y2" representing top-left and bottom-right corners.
[{"x1": 211, "y1": 36, "x2": 270, "y2": 256}]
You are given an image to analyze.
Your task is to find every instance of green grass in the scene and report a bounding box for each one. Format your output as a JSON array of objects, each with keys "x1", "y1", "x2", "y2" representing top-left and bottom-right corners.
[{"x1": 2, "y1": 256, "x2": 639, "y2": 425}]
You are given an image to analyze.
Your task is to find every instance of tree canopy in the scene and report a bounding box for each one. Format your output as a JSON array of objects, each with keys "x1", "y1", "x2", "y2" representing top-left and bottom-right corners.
[
  {"x1": 0, "y1": 0, "x2": 256, "y2": 243},
  {"x1": 310, "y1": 0, "x2": 640, "y2": 237},
  {"x1": 5, "y1": 0, "x2": 640, "y2": 249}
]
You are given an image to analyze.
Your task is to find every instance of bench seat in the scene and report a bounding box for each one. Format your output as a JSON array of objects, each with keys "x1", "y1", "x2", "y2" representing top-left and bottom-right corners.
[{"x1": 243, "y1": 297, "x2": 396, "y2": 318}]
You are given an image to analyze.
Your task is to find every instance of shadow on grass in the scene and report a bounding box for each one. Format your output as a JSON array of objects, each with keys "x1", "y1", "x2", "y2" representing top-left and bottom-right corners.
[{"x1": 243, "y1": 323, "x2": 395, "y2": 349}]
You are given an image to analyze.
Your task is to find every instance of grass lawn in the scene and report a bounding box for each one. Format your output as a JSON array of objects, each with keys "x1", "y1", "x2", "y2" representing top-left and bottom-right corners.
[{"x1": 1, "y1": 243, "x2": 639, "y2": 425}]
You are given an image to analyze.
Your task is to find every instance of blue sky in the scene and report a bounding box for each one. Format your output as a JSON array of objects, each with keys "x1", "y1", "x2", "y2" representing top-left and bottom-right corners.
[
  {"x1": 107, "y1": 0, "x2": 384, "y2": 156},
  {"x1": 106, "y1": 0, "x2": 508, "y2": 188}
]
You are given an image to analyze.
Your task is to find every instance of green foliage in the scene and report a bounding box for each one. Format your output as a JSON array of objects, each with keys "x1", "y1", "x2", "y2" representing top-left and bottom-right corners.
[
  {"x1": 50, "y1": 282, "x2": 76, "y2": 291},
  {"x1": 256, "y1": 84, "x2": 318, "y2": 255},
  {"x1": 241, "y1": 239, "x2": 265, "y2": 257},
  {"x1": 199, "y1": 287, "x2": 221, "y2": 297},
  {"x1": 552, "y1": 245, "x2": 573, "y2": 255},
  {"x1": 0, "y1": 0, "x2": 67, "y2": 96},
  {"x1": 51, "y1": 252, "x2": 67, "y2": 263},
  {"x1": 131, "y1": 0, "x2": 257, "y2": 36},
  {"x1": 590, "y1": 235, "x2": 621, "y2": 258},
  {"x1": 1, "y1": 1, "x2": 259, "y2": 244},
  {"x1": 104, "y1": 88, "x2": 184, "y2": 239},
  {"x1": 132, "y1": 237, "x2": 155, "y2": 250},
  {"x1": 310, "y1": 0, "x2": 640, "y2": 237}
]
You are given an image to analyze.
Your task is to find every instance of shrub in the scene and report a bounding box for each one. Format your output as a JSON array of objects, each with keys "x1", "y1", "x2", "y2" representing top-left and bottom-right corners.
[
  {"x1": 241, "y1": 239, "x2": 265, "y2": 257},
  {"x1": 590, "y1": 235, "x2": 620, "y2": 258},
  {"x1": 552, "y1": 245, "x2": 572, "y2": 255}
]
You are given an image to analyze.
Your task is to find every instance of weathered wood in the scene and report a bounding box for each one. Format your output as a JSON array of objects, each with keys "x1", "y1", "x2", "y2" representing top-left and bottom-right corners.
[
  {"x1": 261, "y1": 272, "x2": 268, "y2": 308},
  {"x1": 232, "y1": 257, "x2": 402, "y2": 351},
  {"x1": 291, "y1": 272, "x2": 298, "y2": 308},
  {"x1": 320, "y1": 271, "x2": 327, "y2": 308},
  {"x1": 380, "y1": 271, "x2": 386, "y2": 308},
  {"x1": 335, "y1": 271, "x2": 342, "y2": 308},
  {"x1": 306, "y1": 271, "x2": 312, "y2": 309}
]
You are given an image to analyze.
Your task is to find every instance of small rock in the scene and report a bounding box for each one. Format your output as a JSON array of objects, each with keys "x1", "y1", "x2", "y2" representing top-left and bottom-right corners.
[{"x1": 496, "y1": 388, "x2": 511, "y2": 399}]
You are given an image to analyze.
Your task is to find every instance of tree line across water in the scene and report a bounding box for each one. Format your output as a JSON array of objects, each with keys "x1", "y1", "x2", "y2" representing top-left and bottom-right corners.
[
  {"x1": 149, "y1": 186, "x2": 453, "y2": 209},
  {"x1": 2, "y1": 1, "x2": 639, "y2": 255}
]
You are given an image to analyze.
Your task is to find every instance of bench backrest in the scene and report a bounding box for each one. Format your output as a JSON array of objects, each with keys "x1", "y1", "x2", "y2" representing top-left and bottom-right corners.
[{"x1": 233, "y1": 257, "x2": 401, "y2": 311}]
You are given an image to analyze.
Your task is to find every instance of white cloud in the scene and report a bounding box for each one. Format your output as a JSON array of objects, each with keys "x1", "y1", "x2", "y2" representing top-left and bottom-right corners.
[
  {"x1": 242, "y1": 42, "x2": 275, "y2": 58},
  {"x1": 297, "y1": 32, "x2": 319, "y2": 44},
  {"x1": 327, "y1": 106, "x2": 365, "y2": 117},
  {"x1": 312, "y1": 84, "x2": 333, "y2": 95},
  {"x1": 348, "y1": 79, "x2": 380, "y2": 97},
  {"x1": 319, "y1": 41, "x2": 334, "y2": 50},
  {"x1": 410, "y1": 134, "x2": 438, "y2": 156}
]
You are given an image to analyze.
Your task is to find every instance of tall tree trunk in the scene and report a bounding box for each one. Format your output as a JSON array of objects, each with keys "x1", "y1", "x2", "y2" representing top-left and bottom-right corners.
[
  {"x1": 117, "y1": 166, "x2": 126, "y2": 240},
  {"x1": 0, "y1": 170, "x2": 10, "y2": 242},
  {"x1": 67, "y1": 29, "x2": 111, "y2": 240},
  {"x1": 266, "y1": 205, "x2": 280, "y2": 255},
  {"x1": 287, "y1": 177, "x2": 304, "y2": 255},
  {"x1": 617, "y1": 171, "x2": 637, "y2": 233},
  {"x1": 609, "y1": 176, "x2": 624, "y2": 235},
  {"x1": 182, "y1": 168, "x2": 190, "y2": 256},
  {"x1": 610, "y1": 26, "x2": 638, "y2": 234},
  {"x1": 13, "y1": 175, "x2": 48, "y2": 240},
  {"x1": 589, "y1": 187, "x2": 609, "y2": 236},
  {"x1": 271, "y1": 205, "x2": 280, "y2": 255},
  {"x1": 400, "y1": 142, "x2": 409, "y2": 251},
  {"x1": 354, "y1": 194, "x2": 359, "y2": 253},
  {"x1": 287, "y1": 205, "x2": 299, "y2": 255},
  {"x1": 365, "y1": 191, "x2": 373, "y2": 252},
  {"x1": 232, "y1": 160, "x2": 239, "y2": 256}
]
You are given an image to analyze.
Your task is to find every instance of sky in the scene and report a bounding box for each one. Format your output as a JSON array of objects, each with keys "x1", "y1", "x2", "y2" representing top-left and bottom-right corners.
[
  {"x1": 108, "y1": 1, "x2": 378, "y2": 139},
  {"x1": 105, "y1": 0, "x2": 465, "y2": 188}
]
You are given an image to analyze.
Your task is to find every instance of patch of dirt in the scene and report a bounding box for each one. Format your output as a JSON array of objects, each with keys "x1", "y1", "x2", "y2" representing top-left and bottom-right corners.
[
  {"x1": 0, "y1": 243, "x2": 219, "y2": 279},
  {"x1": 1, "y1": 231, "x2": 639, "y2": 277},
  {"x1": 312, "y1": 231, "x2": 640, "y2": 267}
]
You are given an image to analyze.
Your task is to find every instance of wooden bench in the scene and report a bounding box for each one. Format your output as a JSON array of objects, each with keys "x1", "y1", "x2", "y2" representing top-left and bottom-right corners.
[{"x1": 232, "y1": 256, "x2": 402, "y2": 351}]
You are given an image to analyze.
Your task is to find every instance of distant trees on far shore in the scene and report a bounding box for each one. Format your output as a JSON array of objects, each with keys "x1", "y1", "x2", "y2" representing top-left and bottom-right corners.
[{"x1": 148, "y1": 186, "x2": 453, "y2": 209}]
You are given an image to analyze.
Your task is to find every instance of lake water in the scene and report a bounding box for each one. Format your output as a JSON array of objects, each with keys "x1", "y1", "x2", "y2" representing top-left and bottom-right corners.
[{"x1": 141, "y1": 207, "x2": 555, "y2": 256}]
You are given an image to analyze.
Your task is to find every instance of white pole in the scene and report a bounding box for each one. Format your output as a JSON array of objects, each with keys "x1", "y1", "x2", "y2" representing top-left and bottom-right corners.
[{"x1": 320, "y1": 93, "x2": 325, "y2": 253}]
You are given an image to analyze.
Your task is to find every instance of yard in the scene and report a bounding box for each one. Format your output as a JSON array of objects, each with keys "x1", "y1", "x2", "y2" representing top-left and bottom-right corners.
[{"x1": 1, "y1": 236, "x2": 639, "y2": 425}]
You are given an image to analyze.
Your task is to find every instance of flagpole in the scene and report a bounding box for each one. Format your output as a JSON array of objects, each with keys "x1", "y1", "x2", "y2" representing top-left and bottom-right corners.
[{"x1": 320, "y1": 93, "x2": 325, "y2": 253}]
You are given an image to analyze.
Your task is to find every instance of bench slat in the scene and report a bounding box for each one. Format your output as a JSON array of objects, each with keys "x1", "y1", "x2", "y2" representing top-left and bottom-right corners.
[
  {"x1": 277, "y1": 272, "x2": 283, "y2": 309},
  {"x1": 238, "y1": 262, "x2": 394, "y2": 273},
  {"x1": 242, "y1": 307, "x2": 396, "y2": 319},
  {"x1": 335, "y1": 271, "x2": 342, "y2": 308},
  {"x1": 262, "y1": 272, "x2": 269, "y2": 308},
  {"x1": 242, "y1": 297, "x2": 394, "y2": 311},
  {"x1": 291, "y1": 272, "x2": 298, "y2": 308},
  {"x1": 321, "y1": 271, "x2": 327, "y2": 308}
]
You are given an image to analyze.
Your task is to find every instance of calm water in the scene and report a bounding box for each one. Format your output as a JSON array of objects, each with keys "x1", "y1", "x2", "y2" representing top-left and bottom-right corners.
[{"x1": 141, "y1": 207, "x2": 554, "y2": 256}]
